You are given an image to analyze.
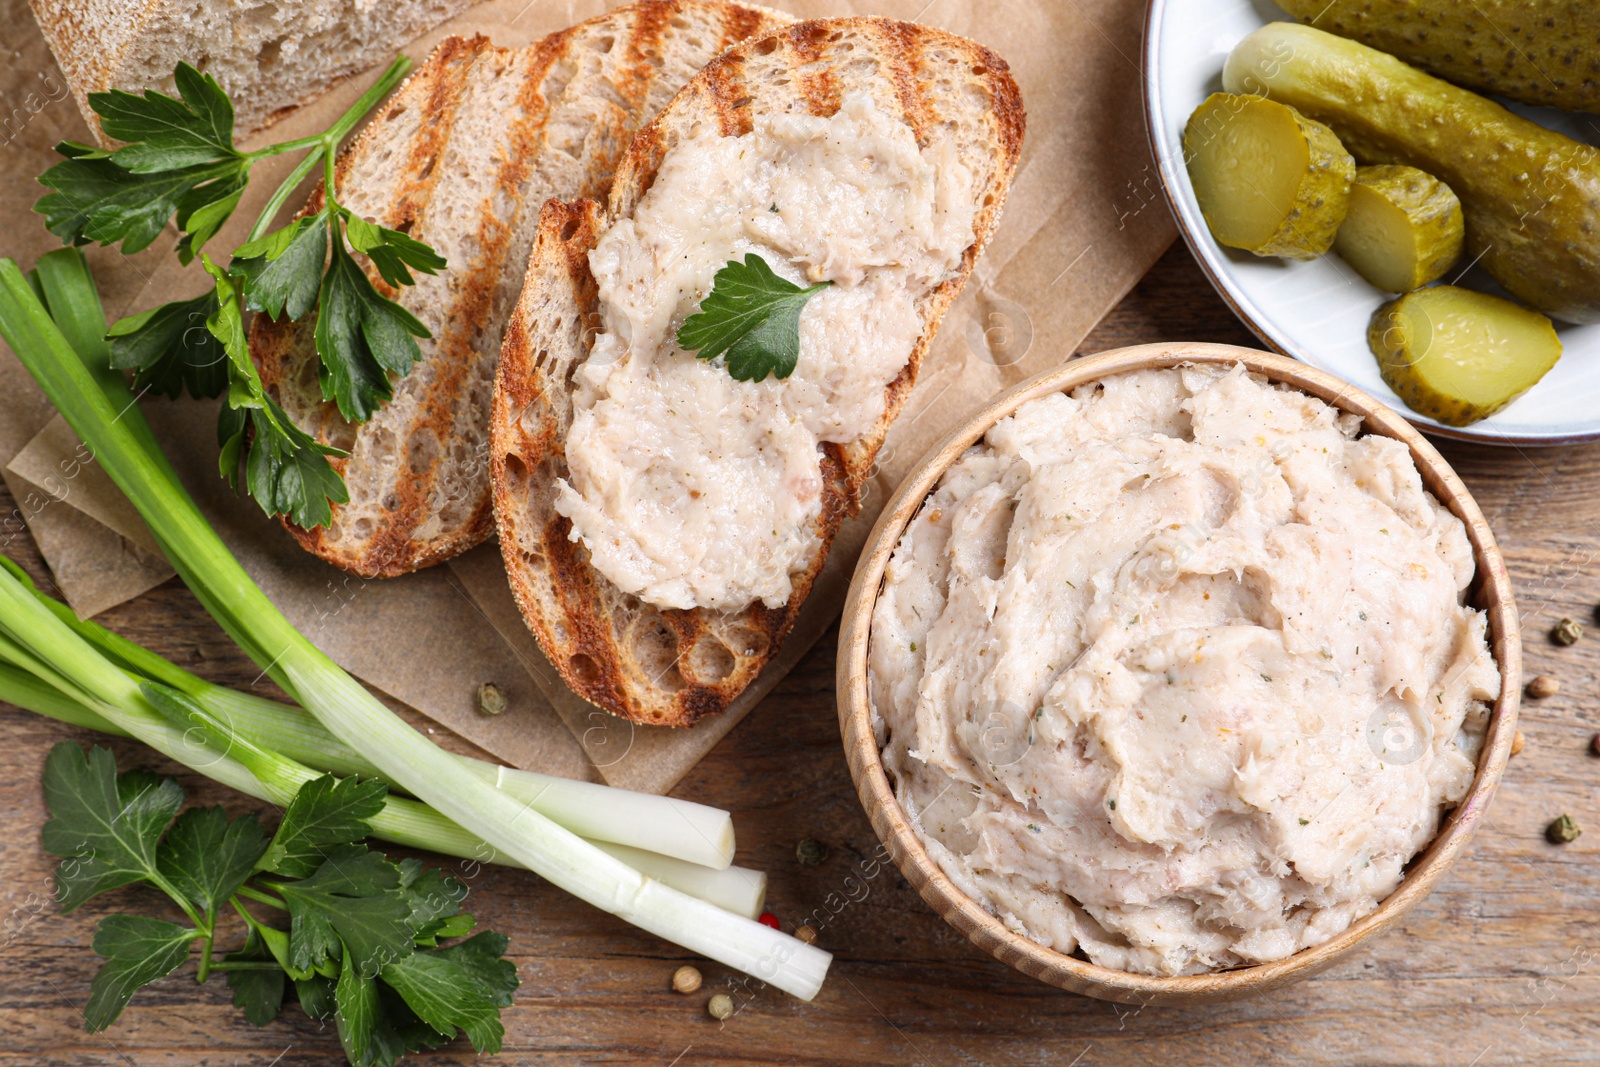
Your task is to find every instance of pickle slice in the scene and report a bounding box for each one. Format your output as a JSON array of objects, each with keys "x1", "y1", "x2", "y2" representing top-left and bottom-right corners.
[
  {"x1": 1183, "y1": 92, "x2": 1355, "y2": 261},
  {"x1": 1336, "y1": 165, "x2": 1465, "y2": 293},
  {"x1": 1370, "y1": 286, "x2": 1561, "y2": 426}
]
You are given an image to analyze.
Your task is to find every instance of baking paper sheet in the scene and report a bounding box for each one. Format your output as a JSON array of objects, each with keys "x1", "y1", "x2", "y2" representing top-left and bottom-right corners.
[{"x1": 0, "y1": 0, "x2": 1174, "y2": 793}]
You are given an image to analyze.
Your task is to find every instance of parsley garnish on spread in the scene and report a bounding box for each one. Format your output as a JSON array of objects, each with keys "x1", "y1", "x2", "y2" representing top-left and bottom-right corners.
[
  {"x1": 676, "y1": 253, "x2": 830, "y2": 382},
  {"x1": 34, "y1": 60, "x2": 444, "y2": 529},
  {"x1": 40, "y1": 742, "x2": 516, "y2": 1065}
]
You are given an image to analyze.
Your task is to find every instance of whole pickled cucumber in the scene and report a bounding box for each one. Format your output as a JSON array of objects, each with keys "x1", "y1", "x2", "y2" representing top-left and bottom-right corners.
[
  {"x1": 1184, "y1": 93, "x2": 1354, "y2": 260},
  {"x1": 1336, "y1": 165, "x2": 1465, "y2": 291},
  {"x1": 1275, "y1": 0, "x2": 1600, "y2": 115},
  {"x1": 1226, "y1": 22, "x2": 1600, "y2": 323},
  {"x1": 1370, "y1": 285, "x2": 1562, "y2": 425}
]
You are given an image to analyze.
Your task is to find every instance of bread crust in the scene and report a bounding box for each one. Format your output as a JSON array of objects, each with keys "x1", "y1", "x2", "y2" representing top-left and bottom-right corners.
[
  {"x1": 248, "y1": 2, "x2": 794, "y2": 578},
  {"x1": 492, "y1": 17, "x2": 1026, "y2": 726}
]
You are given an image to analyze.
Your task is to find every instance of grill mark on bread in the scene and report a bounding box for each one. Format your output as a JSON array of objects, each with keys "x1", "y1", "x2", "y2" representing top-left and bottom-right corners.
[
  {"x1": 366, "y1": 43, "x2": 567, "y2": 571},
  {"x1": 720, "y1": 6, "x2": 768, "y2": 52},
  {"x1": 493, "y1": 17, "x2": 1026, "y2": 725},
  {"x1": 389, "y1": 36, "x2": 483, "y2": 236},
  {"x1": 704, "y1": 55, "x2": 754, "y2": 136},
  {"x1": 792, "y1": 21, "x2": 842, "y2": 117},
  {"x1": 623, "y1": 0, "x2": 672, "y2": 108}
]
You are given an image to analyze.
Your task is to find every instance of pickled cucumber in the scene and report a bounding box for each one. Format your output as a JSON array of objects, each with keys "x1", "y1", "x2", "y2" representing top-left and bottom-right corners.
[
  {"x1": 1275, "y1": 0, "x2": 1600, "y2": 115},
  {"x1": 1336, "y1": 165, "x2": 1465, "y2": 292},
  {"x1": 1184, "y1": 93, "x2": 1355, "y2": 260},
  {"x1": 1370, "y1": 286, "x2": 1562, "y2": 426},
  {"x1": 1225, "y1": 22, "x2": 1600, "y2": 323}
]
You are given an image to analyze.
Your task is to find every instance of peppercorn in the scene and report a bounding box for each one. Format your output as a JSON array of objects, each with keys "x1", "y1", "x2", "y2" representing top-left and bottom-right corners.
[
  {"x1": 1547, "y1": 814, "x2": 1581, "y2": 845},
  {"x1": 671, "y1": 966, "x2": 702, "y2": 994},
  {"x1": 477, "y1": 681, "x2": 507, "y2": 716},
  {"x1": 757, "y1": 911, "x2": 779, "y2": 929},
  {"x1": 1526, "y1": 675, "x2": 1560, "y2": 699},
  {"x1": 795, "y1": 838, "x2": 828, "y2": 867},
  {"x1": 794, "y1": 924, "x2": 818, "y2": 945},
  {"x1": 1552, "y1": 618, "x2": 1583, "y2": 646},
  {"x1": 1511, "y1": 730, "x2": 1526, "y2": 756},
  {"x1": 707, "y1": 994, "x2": 734, "y2": 1020},
  {"x1": 1591, "y1": 733, "x2": 1600, "y2": 758}
]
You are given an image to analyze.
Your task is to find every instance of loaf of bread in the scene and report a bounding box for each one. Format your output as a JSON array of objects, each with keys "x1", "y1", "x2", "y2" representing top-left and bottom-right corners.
[
  {"x1": 249, "y1": 2, "x2": 793, "y2": 577},
  {"x1": 28, "y1": 0, "x2": 479, "y2": 138},
  {"x1": 491, "y1": 17, "x2": 1026, "y2": 726}
]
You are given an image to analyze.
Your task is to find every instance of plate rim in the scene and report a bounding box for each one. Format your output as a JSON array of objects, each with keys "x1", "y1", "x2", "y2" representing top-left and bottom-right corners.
[{"x1": 1140, "y1": 0, "x2": 1600, "y2": 448}]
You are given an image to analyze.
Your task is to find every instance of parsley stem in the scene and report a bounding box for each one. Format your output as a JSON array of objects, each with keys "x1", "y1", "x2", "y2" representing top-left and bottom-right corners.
[
  {"x1": 245, "y1": 146, "x2": 324, "y2": 244},
  {"x1": 241, "y1": 54, "x2": 411, "y2": 244},
  {"x1": 235, "y1": 885, "x2": 288, "y2": 911},
  {"x1": 194, "y1": 911, "x2": 219, "y2": 983}
]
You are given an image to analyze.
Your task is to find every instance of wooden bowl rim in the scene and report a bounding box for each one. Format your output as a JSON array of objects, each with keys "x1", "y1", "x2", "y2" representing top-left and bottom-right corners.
[{"x1": 835, "y1": 342, "x2": 1522, "y2": 1005}]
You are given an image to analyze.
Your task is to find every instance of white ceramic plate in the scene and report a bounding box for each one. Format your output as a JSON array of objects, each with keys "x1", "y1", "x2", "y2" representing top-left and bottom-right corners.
[{"x1": 1144, "y1": 0, "x2": 1600, "y2": 445}]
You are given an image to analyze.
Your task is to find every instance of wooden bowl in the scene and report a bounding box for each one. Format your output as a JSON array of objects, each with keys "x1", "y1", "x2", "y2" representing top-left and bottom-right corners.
[{"x1": 836, "y1": 342, "x2": 1522, "y2": 1005}]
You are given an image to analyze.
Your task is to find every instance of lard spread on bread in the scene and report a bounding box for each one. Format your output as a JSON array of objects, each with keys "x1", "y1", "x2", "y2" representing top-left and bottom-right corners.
[{"x1": 556, "y1": 94, "x2": 976, "y2": 612}]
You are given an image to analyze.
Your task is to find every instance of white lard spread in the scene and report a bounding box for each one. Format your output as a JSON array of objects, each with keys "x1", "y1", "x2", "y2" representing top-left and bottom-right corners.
[
  {"x1": 557, "y1": 93, "x2": 975, "y2": 612},
  {"x1": 869, "y1": 365, "x2": 1499, "y2": 976}
]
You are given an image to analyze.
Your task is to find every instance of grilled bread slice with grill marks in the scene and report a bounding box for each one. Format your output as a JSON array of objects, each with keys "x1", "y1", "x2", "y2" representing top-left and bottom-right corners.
[
  {"x1": 492, "y1": 17, "x2": 1026, "y2": 726},
  {"x1": 248, "y1": 1, "x2": 793, "y2": 577}
]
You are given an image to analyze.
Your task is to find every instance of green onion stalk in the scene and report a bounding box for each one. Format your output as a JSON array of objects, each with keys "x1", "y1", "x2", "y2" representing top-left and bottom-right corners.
[
  {"x1": 3, "y1": 555, "x2": 736, "y2": 870},
  {"x1": 0, "y1": 563, "x2": 766, "y2": 918},
  {"x1": 0, "y1": 249, "x2": 826, "y2": 998}
]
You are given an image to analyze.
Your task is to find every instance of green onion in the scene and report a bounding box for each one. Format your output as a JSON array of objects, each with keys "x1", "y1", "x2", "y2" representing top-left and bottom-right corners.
[
  {"x1": 0, "y1": 569, "x2": 767, "y2": 917},
  {"x1": 3, "y1": 557, "x2": 735, "y2": 869},
  {"x1": 0, "y1": 249, "x2": 830, "y2": 999}
]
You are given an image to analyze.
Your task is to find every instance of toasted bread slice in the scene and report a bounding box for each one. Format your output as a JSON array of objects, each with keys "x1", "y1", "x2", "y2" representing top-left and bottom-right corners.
[
  {"x1": 492, "y1": 18, "x2": 1025, "y2": 726},
  {"x1": 249, "y1": 2, "x2": 793, "y2": 577}
]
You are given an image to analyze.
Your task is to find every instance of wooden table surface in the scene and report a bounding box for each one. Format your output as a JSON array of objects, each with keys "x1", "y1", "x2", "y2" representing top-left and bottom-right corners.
[{"x1": 4, "y1": 241, "x2": 1598, "y2": 1067}]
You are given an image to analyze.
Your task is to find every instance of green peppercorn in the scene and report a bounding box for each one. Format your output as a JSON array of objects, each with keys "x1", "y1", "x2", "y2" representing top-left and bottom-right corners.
[
  {"x1": 795, "y1": 838, "x2": 828, "y2": 867},
  {"x1": 477, "y1": 681, "x2": 507, "y2": 716},
  {"x1": 1552, "y1": 618, "x2": 1583, "y2": 646},
  {"x1": 707, "y1": 994, "x2": 734, "y2": 1020},
  {"x1": 1547, "y1": 814, "x2": 1581, "y2": 844}
]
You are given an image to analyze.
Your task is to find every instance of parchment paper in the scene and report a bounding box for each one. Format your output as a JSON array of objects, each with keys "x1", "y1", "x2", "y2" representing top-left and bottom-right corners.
[{"x1": 0, "y1": 0, "x2": 1174, "y2": 793}]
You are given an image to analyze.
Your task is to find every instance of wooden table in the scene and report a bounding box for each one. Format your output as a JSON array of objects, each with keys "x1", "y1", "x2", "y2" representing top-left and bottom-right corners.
[{"x1": 3, "y1": 242, "x2": 1597, "y2": 1067}]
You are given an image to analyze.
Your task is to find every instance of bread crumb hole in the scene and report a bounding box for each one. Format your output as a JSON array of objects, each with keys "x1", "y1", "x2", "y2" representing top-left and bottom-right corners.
[
  {"x1": 569, "y1": 653, "x2": 602, "y2": 688},
  {"x1": 685, "y1": 637, "x2": 735, "y2": 684}
]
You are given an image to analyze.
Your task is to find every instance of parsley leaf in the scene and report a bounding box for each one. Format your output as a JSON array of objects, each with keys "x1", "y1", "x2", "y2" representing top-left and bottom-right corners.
[
  {"x1": 36, "y1": 746, "x2": 517, "y2": 1066},
  {"x1": 223, "y1": 926, "x2": 287, "y2": 1027},
  {"x1": 36, "y1": 151, "x2": 242, "y2": 256},
  {"x1": 275, "y1": 845, "x2": 415, "y2": 975},
  {"x1": 157, "y1": 804, "x2": 268, "y2": 917},
  {"x1": 315, "y1": 220, "x2": 430, "y2": 421},
  {"x1": 381, "y1": 949, "x2": 506, "y2": 1053},
  {"x1": 84, "y1": 915, "x2": 198, "y2": 1031},
  {"x1": 233, "y1": 213, "x2": 329, "y2": 321},
  {"x1": 676, "y1": 253, "x2": 830, "y2": 382},
  {"x1": 344, "y1": 212, "x2": 446, "y2": 289},
  {"x1": 40, "y1": 743, "x2": 183, "y2": 912},
  {"x1": 395, "y1": 858, "x2": 470, "y2": 945},
  {"x1": 35, "y1": 63, "x2": 250, "y2": 262},
  {"x1": 261, "y1": 773, "x2": 389, "y2": 879},
  {"x1": 106, "y1": 291, "x2": 230, "y2": 399},
  {"x1": 96, "y1": 63, "x2": 240, "y2": 172},
  {"x1": 200, "y1": 257, "x2": 348, "y2": 529}
]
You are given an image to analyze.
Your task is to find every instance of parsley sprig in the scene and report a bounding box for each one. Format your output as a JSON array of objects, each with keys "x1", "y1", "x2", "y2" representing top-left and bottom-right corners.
[
  {"x1": 41, "y1": 742, "x2": 517, "y2": 1067},
  {"x1": 35, "y1": 59, "x2": 444, "y2": 529},
  {"x1": 676, "y1": 253, "x2": 830, "y2": 382}
]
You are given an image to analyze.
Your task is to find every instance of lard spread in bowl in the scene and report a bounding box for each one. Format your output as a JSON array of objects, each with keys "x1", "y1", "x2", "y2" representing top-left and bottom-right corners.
[{"x1": 867, "y1": 363, "x2": 1501, "y2": 977}]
